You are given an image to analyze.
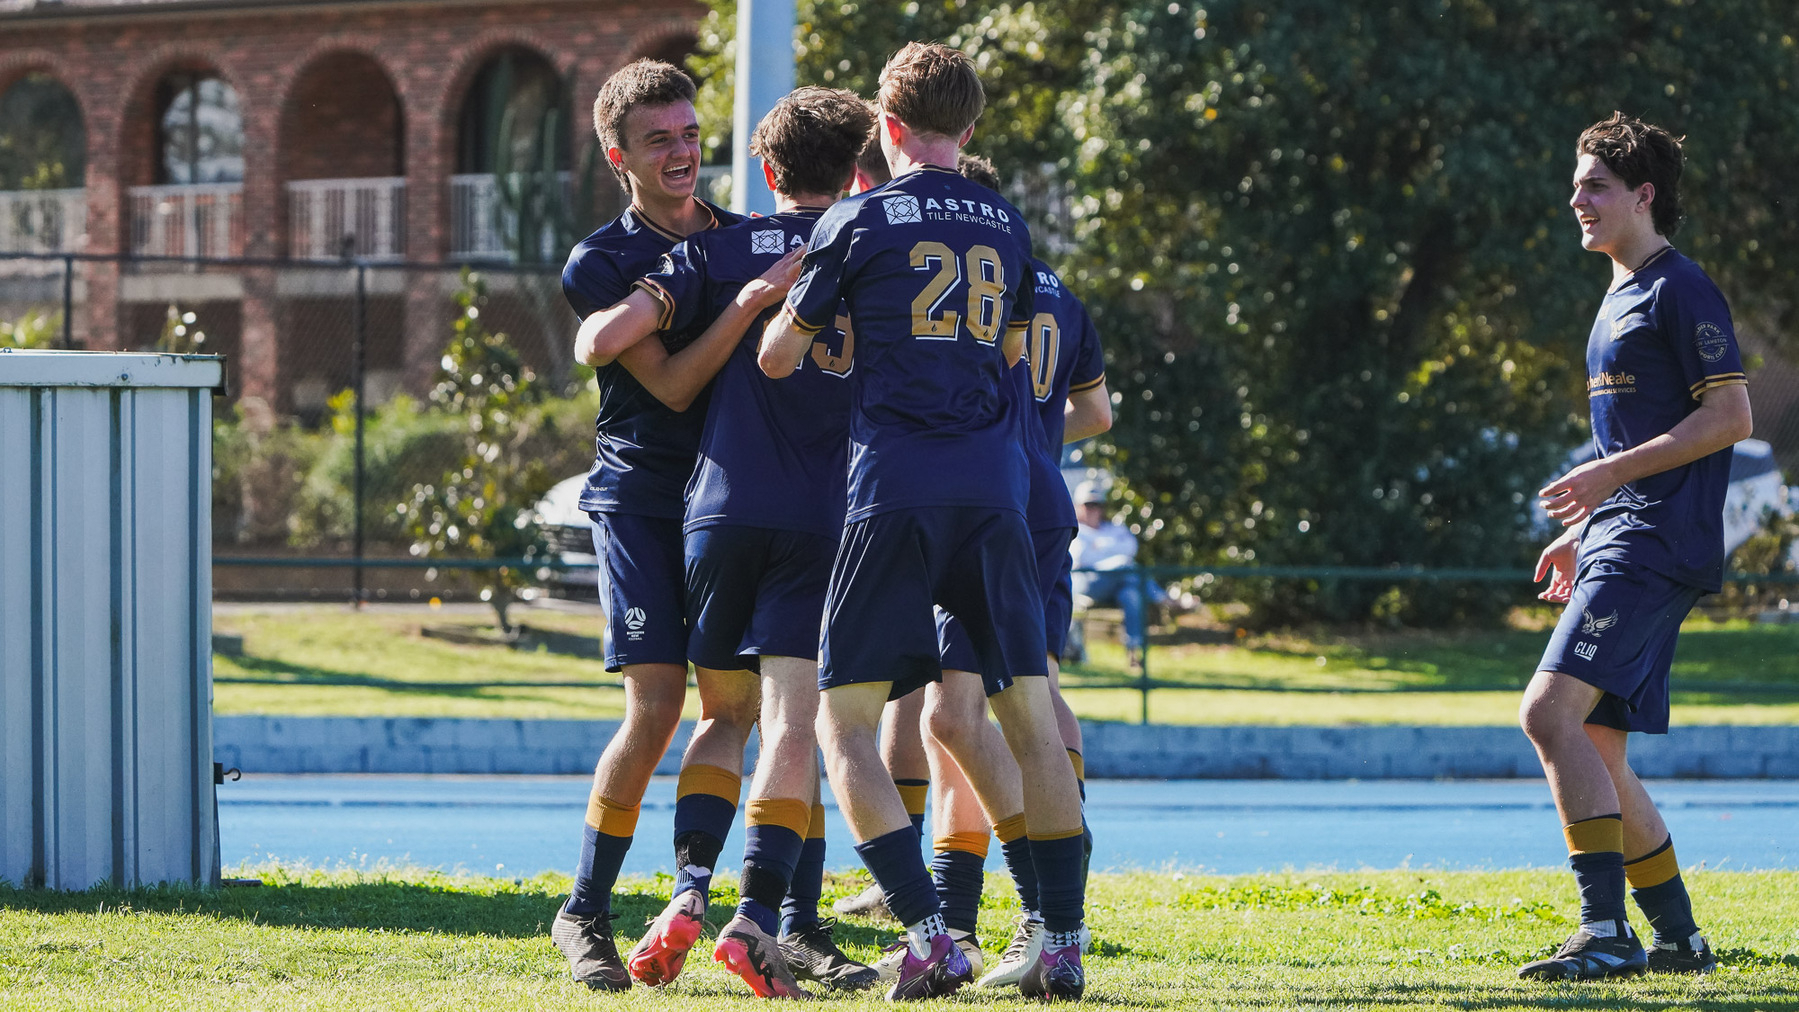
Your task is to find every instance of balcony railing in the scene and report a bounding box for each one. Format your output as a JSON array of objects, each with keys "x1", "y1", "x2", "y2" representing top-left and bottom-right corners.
[
  {"x1": 448, "y1": 167, "x2": 729, "y2": 262},
  {"x1": 287, "y1": 177, "x2": 406, "y2": 261},
  {"x1": 0, "y1": 188, "x2": 86, "y2": 255},
  {"x1": 129, "y1": 183, "x2": 243, "y2": 258}
]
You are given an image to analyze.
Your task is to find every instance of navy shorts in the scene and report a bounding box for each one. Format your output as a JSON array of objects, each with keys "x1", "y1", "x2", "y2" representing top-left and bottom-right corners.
[
  {"x1": 685, "y1": 524, "x2": 835, "y2": 672},
  {"x1": 938, "y1": 525, "x2": 1077, "y2": 672},
  {"x1": 1538, "y1": 557, "x2": 1704, "y2": 735},
  {"x1": 821, "y1": 506, "x2": 1048, "y2": 700},
  {"x1": 591, "y1": 511, "x2": 689, "y2": 671}
]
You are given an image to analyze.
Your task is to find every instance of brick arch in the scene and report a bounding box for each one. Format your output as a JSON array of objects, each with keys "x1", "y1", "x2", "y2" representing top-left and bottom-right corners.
[
  {"x1": 273, "y1": 47, "x2": 405, "y2": 181},
  {"x1": 0, "y1": 54, "x2": 89, "y2": 188},
  {"x1": 623, "y1": 21, "x2": 702, "y2": 66},
  {"x1": 115, "y1": 48, "x2": 248, "y2": 188}
]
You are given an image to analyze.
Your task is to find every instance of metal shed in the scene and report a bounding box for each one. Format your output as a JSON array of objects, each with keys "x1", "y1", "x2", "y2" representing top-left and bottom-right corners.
[{"x1": 1, "y1": 350, "x2": 223, "y2": 889}]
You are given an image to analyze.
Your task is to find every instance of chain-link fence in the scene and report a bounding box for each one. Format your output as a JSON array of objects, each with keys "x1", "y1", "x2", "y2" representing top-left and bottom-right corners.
[
  {"x1": 3, "y1": 248, "x2": 1796, "y2": 628},
  {"x1": 0, "y1": 250, "x2": 595, "y2": 604}
]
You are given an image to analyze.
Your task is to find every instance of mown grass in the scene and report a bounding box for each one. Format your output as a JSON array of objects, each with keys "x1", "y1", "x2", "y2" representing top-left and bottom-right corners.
[
  {"x1": 211, "y1": 604, "x2": 1799, "y2": 724},
  {"x1": 3, "y1": 867, "x2": 1795, "y2": 1010}
]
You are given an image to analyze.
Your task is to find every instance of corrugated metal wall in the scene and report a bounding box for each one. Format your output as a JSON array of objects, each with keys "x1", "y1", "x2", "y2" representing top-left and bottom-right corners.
[{"x1": 0, "y1": 351, "x2": 222, "y2": 889}]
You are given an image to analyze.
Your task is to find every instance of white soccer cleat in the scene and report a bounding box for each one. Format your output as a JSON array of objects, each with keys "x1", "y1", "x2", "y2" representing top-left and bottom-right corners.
[{"x1": 975, "y1": 913, "x2": 1043, "y2": 988}]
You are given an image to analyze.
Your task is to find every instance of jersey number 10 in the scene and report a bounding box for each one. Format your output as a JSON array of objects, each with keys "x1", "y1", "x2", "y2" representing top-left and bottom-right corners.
[{"x1": 910, "y1": 241, "x2": 1005, "y2": 345}]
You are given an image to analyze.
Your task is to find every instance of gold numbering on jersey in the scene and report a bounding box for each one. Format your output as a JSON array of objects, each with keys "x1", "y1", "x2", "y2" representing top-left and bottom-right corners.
[
  {"x1": 1029, "y1": 311, "x2": 1060, "y2": 399},
  {"x1": 910, "y1": 241, "x2": 1005, "y2": 345},
  {"x1": 809, "y1": 314, "x2": 854, "y2": 376}
]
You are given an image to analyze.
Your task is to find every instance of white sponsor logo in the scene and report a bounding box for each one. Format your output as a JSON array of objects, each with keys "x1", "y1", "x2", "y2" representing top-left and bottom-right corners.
[
  {"x1": 883, "y1": 195, "x2": 922, "y2": 224},
  {"x1": 1573, "y1": 641, "x2": 1598, "y2": 662},
  {"x1": 751, "y1": 230, "x2": 786, "y2": 255},
  {"x1": 1580, "y1": 608, "x2": 1619, "y2": 636}
]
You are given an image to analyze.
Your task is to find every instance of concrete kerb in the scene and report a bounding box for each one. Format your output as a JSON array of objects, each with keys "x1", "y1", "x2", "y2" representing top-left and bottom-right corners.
[{"x1": 211, "y1": 716, "x2": 1796, "y2": 779}]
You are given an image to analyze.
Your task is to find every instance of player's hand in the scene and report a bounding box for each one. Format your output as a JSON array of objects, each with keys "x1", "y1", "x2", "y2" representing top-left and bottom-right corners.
[
  {"x1": 1533, "y1": 530, "x2": 1579, "y2": 603},
  {"x1": 736, "y1": 248, "x2": 805, "y2": 312},
  {"x1": 1537, "y1": 458, "x2": 1620, "y2": 527}
]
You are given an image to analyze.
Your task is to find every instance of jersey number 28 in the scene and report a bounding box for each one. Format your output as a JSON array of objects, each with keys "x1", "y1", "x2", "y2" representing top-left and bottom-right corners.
[{"x1": 910, "y1": 241, "x2": 1005, "y2": 345}]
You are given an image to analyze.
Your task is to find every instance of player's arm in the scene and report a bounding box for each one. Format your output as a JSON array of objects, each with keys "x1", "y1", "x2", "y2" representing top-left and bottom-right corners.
[
  {"x1": 622, "y1": 247, "x2": 802, "y2": 411},
  {"x1": 573, "y1": 289, "x2": 661, "y2": 367},
  {"x1": 1064, "y1": 379, "x2": 1113, "y2": 443},
  {"x1": 758, "y1": 306, "x2": 819, "y2": 379},
  {"x1": 1539, "y1": 383, "x2": 1752, "y2": 526}
]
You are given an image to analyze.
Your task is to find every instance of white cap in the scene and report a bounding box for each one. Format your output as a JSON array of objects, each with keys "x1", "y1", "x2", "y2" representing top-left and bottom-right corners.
[{"x1": 1075, "y1": 480, "x2": 1106, "y2": 505}]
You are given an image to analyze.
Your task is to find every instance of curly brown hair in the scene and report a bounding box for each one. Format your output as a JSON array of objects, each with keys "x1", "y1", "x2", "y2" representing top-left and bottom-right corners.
[
  {"x1": 592, "y1": 59, "x2": 696, "y2": 184},
  {"x1": 750, "y1": 87, "x2": 875, "y2": 198},
  {"x1": 1577, "y1": 111, "x2": 1685, "y2": 238},
  {"x1": 877, "y1": 42, "x2": 984, "y2": 140}
]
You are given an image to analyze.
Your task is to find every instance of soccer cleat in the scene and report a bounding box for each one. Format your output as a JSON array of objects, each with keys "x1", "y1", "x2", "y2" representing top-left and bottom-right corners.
[
  {"x1": 1517, "y1": 925, "x2": 1648, "y2": 981},
  {"x1": 713, "y1": 913, "x2": 812, "y2": 999},
  {"x1": 976, "y1": 913, "x2": 1044, "y2": 989},
  {"x1": 832, "y1": 881, "x2": 895, "y2": 923},
  {"x1": 885, "y1": 932, "x2": 974, "y2": 1001},
  {"x1": 626, "y1": 890, "x2": 707, "y2": 987},
  {"x1": 779, "y1": 918, "x2": 880, "y2": 991},
  {"x1": 1019, "y1": 942, "x2": 1085, "y2": 1001},
  {"x1": 1647, "y1": 933, "x2": 1718, "y2": 974},
  {"x1": 550, "y1": 908, "x2": 631, "y2": 991},
  {"x1": 950, "y1": 930, "x2": 984, "y2": 979}
]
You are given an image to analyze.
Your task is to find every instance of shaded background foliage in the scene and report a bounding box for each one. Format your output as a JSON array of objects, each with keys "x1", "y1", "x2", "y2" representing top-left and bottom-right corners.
[{"x1": 691, "y1": 0, "x2": 1799, "y2": 625}]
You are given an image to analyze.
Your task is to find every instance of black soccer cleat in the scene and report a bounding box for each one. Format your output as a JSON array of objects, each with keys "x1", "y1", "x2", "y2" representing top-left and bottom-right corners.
[
  {"x1": 779, "y1": 918, "x2": 880, "y2": 991},
  {"x1": 1517, "y1": 924, "x2": 1648, "y2": 981},
  {"x1": 1647, "y1": 933, "x2": 1718, "y2": 974},
  {"x1": 550, "y1": 908, "x2": 632, "y2": 991}
]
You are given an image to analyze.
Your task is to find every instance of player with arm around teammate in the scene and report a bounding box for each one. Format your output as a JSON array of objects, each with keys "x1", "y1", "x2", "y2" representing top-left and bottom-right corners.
[
  {"x1": 761, "y1": 43, "x2": 1089, "y2": 1002},
  {"x1": 551, "y1": 59, "x2": 762, "y2": 993},
  {"x1": 1517, "y1": 112, "x2": 1750, "y2": 982},
  {"x1": 583, "y1": 85, "x2": 880, "y2": 999}
]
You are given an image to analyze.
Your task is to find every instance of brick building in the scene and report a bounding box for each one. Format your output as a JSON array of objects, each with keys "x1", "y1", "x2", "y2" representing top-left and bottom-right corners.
[{"x1": 0, "y1": 0, "x2": 713, "y2": 409}]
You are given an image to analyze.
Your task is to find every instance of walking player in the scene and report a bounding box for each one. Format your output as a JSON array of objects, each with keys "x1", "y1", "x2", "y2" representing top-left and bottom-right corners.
[
  {"x1": 762, "y1": 43, "x2": 1088, "y2": 1001},
  {"x1": 1517, "y1": 112, "x2": 1750, "y2": 981},
  {"x1": 552, "y1": 59, "x2": 759, "y2": 992}
]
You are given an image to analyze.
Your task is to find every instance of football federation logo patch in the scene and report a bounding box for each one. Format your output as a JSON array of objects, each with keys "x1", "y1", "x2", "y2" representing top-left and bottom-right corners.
[
  {"x1": 623, "y1": 606, "x2": 647, "y2": 641},
  {"x1": 1695, "y1": 321, "x2": 1729, "y2": 363},
  {"x1": 751, "y1": 230, "x2": 786, "y2": 255},
  {"x1": 883, "y1": 195, "x2": 922, "y2": 224},
  {"x1": 1579, "y1": 608, "x2": 1619, "y2": 636}
]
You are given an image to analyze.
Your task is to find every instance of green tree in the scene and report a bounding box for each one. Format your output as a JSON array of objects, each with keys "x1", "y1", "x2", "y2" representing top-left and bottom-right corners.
[
  {"x1": 691, "y1": 0, "x2": 1799, "y2": 625},
  {"x1": 398, "y1": 269, "x2": 556, "y2": 632}
]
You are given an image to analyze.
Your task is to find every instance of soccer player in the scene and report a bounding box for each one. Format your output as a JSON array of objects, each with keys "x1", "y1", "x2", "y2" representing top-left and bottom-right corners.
[
  {"x1": 830, "y1": 108, "x2": 936, "y2": 928},
  {"x1": 1517, "y1": 112, "x2": 1750, "y2": 981},
  {"x1": 762, "y1": 43, "x2": 1088, "y2": 1001},
  {"x1": 923, "y1": 153, "x2": 1110, "y2": 990},
  {"x1": 582, "y1": 85, "x2": 880, "y2": 998},
  {"x1": 551, "y1": 59, "x2": 761, "y2": 993}
]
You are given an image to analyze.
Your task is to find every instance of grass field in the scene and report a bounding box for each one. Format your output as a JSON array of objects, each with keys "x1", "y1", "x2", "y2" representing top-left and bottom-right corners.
[
  {"x1": 3, "y1": 867, "x2": 1795, "y2": 1010},
  {"x1": 211, "y1": 603, "x2": 1799, "y2": 724}
]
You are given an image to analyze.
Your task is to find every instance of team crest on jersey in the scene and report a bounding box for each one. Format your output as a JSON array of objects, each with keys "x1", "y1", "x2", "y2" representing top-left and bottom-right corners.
[
  {"x1": 751, "y1": 229, "x2": 786, "y2": 255},
  {"x1": 1695, "y1": 321, "x2": 1729, "y2": 363},
  {"x1": 1579, "y1": 608, "x2": 1619, "y2": 636},
  {"x1": 883, "y1": 195, "x2": 922, "y2": 224}
]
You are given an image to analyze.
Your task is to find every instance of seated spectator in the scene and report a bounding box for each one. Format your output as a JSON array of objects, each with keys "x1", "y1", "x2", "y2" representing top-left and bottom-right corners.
[{"x1": 1070, "y1": 481, "x2": 1164, "y2": 667}]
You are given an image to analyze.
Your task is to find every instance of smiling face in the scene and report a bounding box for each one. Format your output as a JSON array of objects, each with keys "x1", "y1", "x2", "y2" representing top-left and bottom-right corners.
[
  {"x1": 1569, "y1": 152, "x2": 1657, "y2": 257},
  {"x1": 610, "y1": 100, "x2": 701, "y2": 204}
]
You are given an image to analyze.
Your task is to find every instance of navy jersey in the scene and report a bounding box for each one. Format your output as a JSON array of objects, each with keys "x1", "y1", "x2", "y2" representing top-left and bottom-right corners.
[
  {"x1": 1020, "y1": 259, "x2": 1107, "y2": 532},
  {"x1": 785, "y1": 165, "x2": 1035, "y2": 523},
  {"x1": 1580, "y1": 248, "x2": 1746, "y2": 592},
  {"x1": 561, "y1": 199, "x2": 741, "y2": 518},
  {"x1": 634, "y1": 208, "x2": 854, "y2": 539}
]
